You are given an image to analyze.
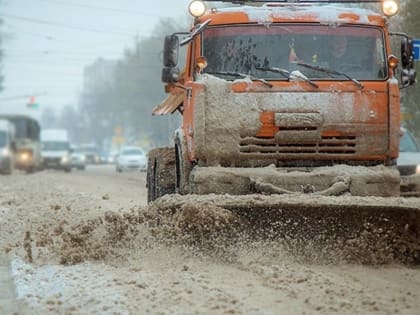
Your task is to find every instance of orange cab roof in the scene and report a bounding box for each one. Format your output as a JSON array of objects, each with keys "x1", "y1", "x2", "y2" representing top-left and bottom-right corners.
[{"x1": 198, "y1": 4, "x2": 386, "y2": 27}]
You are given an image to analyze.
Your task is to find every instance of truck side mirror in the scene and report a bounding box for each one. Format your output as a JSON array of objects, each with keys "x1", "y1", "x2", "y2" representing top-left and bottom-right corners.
[
  {"x1": 401, "y1": 37, "x2": 414, "y2": 68},
  {"x1": 163, "y1": 34, "x2": 179, "y2": 68},
  {"x1": 400, "y1": 38, "x2": 416, "y2": 87},
  {"x1": 401, "y1": 68, "x2": 417, "y2": 87},
  {"x1": 162, "y1": 67, "x2": 180, "y2": 83}
]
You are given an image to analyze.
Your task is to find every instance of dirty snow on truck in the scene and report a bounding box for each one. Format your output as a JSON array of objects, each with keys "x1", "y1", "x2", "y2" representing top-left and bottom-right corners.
[{"x1": 148, "y1": 0, "x2": 420, "y2": 262}]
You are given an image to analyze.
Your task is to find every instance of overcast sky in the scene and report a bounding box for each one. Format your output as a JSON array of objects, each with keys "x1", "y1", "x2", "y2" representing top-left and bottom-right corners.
[{"x1": 0, "y1": 0, "x2": 190, "y2": 119}]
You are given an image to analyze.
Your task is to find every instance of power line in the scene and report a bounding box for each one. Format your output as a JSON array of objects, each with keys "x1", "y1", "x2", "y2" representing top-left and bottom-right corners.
[
  {"x1": 5, "y1": 59, "x2": 99, "y2": 65},
  {"x1": 0, "y1": 13, "x2": 135, "y2": 37},
  {"x1": 5, "y1": 49, "x2": 123, "y2": 57},
  {"x1": 38, "y1": 0, "x2": 157, "y2": 17}
]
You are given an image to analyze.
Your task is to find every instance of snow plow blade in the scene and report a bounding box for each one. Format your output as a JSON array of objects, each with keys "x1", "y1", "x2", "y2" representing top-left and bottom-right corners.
[{"x1": 150, "y1": 194, "x2": 420, "y2": 264}]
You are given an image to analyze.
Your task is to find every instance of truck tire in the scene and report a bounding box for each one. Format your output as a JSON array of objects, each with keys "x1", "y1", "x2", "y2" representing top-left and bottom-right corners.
[
  {"x1": 175, "y1": 137, "x2": 192, "y2": 195},
  {"x1": 147, "y1": 147, "x2": 176, "y2": 203}
]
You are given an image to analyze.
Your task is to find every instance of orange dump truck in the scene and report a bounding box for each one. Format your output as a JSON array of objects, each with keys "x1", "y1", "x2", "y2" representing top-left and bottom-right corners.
[{"x1": 148, "y1": 0, "x2": 419, "y2": 260}]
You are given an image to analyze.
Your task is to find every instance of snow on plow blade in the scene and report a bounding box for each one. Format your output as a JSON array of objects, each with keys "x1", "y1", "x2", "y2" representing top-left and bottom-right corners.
[{"x1": 150, "y1": 194, "x2": 420, "y2": 264}]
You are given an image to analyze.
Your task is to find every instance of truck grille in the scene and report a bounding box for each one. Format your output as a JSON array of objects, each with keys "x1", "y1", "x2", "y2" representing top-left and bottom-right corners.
[{"x1": 239, "y1": 135, "x2": 357, "y2": 156}]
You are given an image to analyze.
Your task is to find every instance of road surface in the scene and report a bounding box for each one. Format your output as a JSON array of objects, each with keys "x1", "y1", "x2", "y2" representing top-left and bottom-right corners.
[{"x1": 0, "y1": 165, "x2": 419, "y2": 314}]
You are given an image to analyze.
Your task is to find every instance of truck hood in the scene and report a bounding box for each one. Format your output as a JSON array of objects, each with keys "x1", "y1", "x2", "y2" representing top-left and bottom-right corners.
[{"x1": 192, "y1": 74, "x2": 392, "y2": 166}]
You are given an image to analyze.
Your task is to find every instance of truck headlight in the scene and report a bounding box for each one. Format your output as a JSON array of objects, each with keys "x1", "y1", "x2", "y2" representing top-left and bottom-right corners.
[
  {"x1": 19, "y1": 152, "x2": 31, "y2": 162},
  {"x1": 189, "y1": 0, "x2": 206, "y2": 17},
  {"x1": 382, "y1": 0, "x2": 399, "y2": 16}
]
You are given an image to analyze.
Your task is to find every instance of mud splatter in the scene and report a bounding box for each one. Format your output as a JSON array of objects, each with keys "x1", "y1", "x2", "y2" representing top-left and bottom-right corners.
[{"x1": 1, "y1": 169, "x2": 420, "y2": 315}]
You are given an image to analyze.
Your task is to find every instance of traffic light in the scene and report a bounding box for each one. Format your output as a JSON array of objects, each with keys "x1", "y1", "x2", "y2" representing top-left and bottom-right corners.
[{"x1": 27, "y1": 96, "x2": 39, "y2": 109}]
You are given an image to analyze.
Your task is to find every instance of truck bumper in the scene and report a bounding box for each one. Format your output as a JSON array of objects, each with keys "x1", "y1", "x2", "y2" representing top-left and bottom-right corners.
[{"x1": 190, "y1": 164, "x2": 401, "y2": 197}]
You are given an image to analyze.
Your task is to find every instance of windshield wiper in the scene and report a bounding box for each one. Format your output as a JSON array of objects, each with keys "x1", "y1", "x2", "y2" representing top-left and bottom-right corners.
[
  {"x1": 255, "y1": 66, "x2": 290, "y2": 78},
  {"x1": 206, "y1": 71, "x2": 273, "y2": 88},
  {"x1": 256, "y1": 66, "x2": 318, "y2": 88},
  {"x1": 289, "y1": 70, "x2": 319, "y2": 88},
  {"x1": 296, "y1": 62, "x2": 364, "y2": 89}
]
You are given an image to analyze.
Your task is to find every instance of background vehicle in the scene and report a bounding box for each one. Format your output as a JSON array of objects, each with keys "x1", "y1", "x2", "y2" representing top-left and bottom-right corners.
[
  {"x1": 398, "y1": 127, "x2": 420, "y2": 176},
  {"x1": 147, "y1": 0, "x2": 420, "y2": 260},
  {"x1": 79, "y1": 144, "x2": 100, "y2": 164},
  {"x1": 0, "y1": 119, "x2": 15, "y2": 174},
  {"x1": 398, "y1": 127, "x2": 420, "y2": 196},
  {"x1": 107, "y1": 150, "x2": 119, "y2": 164},
  {"x1": 41, "y1": 129, "x2": 72, "y2": 172},
  {"x1": 116, "y1": 146, "x2": 147, "y2": 172},
  {"x1": 0, "y1": 114, "x2": 43, "y2": 173},
  {"x1": 70, "y1": 145, "x2": 86, "y2": 170}
]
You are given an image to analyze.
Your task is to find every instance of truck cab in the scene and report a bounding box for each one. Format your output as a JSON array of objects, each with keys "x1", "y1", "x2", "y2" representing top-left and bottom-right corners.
[{"x1": 150, "y1": 0, "x2": 417, "y2": 199}]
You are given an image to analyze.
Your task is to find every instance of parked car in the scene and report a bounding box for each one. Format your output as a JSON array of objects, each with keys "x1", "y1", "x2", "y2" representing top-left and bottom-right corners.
[
  {"x1": 397, "y1": 127, "x2": 420, "y2": 176},
  {"x1": 70, "y1": 146, "x2": 86, "y2": 170},
  {"x1": 116, "y1": 146, "x2": 147, "y2": 172}
]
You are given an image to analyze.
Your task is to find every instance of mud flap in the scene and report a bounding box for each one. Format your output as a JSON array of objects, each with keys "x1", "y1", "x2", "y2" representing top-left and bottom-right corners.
[{"x1": 147, "y1": 147, "x2": 176, "y2": 203}]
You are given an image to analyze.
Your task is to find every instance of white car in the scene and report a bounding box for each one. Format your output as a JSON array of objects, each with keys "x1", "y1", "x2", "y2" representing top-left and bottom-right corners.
[
  {"x1": 397, "y1": 127, "x2": 420, "y2": 176},
  {"x1": 70, "y1": 146, "x2": 86, "y2": 170},
  {"x1": 116, "y1": 146, "x2": 147, "y2": 172}
]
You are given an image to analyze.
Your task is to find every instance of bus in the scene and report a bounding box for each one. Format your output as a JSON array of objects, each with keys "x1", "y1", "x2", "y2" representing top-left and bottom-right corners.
[{"x1": 0, "y1": 114, "x2": 43, "y2": 173}]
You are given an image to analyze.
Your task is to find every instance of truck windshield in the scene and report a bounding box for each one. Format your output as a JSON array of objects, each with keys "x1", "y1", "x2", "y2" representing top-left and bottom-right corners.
[
  {"x1": 9, "y1": 117, "x2": 40, "y2": 141},
  {"x1": 202, "y1": 24, "x2": 387, "y2": 81},
  {"x1": 42, "y1": 141, "x2": 69, "y2": 151}
]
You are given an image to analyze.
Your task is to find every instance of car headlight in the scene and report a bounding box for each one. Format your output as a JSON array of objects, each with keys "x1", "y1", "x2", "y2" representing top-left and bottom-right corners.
[
  {"x1": 80, "y1": 155, "x2": 86, "y2": 162},
  {"x1": 416, "y1": 165, "x2": 420, "y2": 174},
  {"x1": 61, "y1": 156, "x2": 70, "y2": 163},
  {"x1": 1, "y1": 148, "x2": 10, "y2": 156}
]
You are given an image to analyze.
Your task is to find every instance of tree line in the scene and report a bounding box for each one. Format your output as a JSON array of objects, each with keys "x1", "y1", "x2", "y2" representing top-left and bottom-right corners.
[{"x1": 40, "y1": 17, "x2": 188, "y2": 151}]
